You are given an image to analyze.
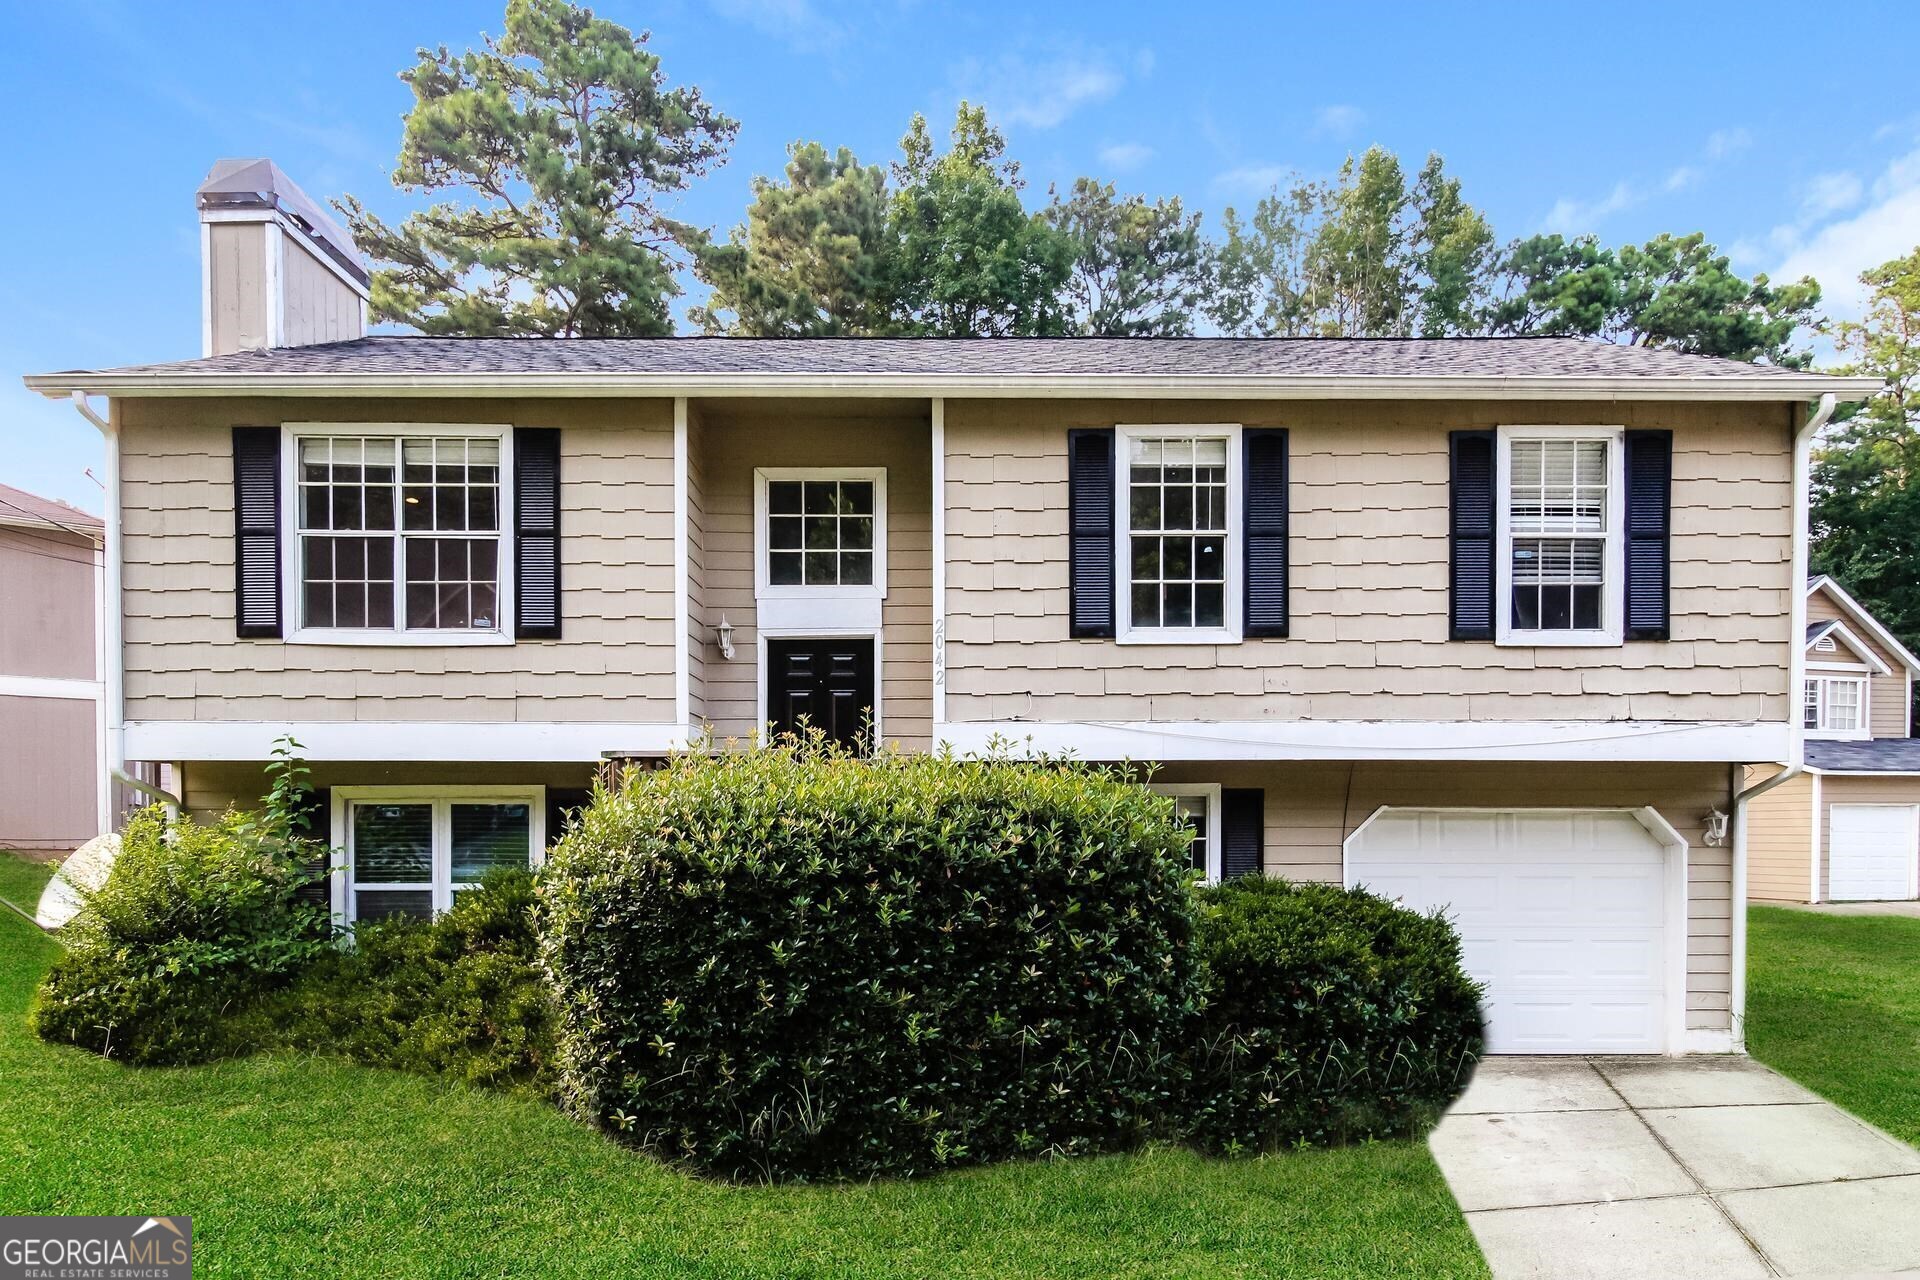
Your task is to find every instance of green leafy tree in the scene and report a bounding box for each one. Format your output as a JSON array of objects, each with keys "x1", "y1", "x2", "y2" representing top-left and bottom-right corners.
[
  {"x1": 1482, "y1": 232, "x2": 1820, "y2": 365},
  {"x1": 338, "y1": 0, "x2": 737, "y2": 336},
  {"x1": 1045, "y1": 179, "x2": 1211, "y2": 336},
  {"x1": 1812, "y1": 248, "x2": 1920, "y2": 657},
  {"x1": 1206, "y1": 147, "x2": 1489, "y2": 337},
  {"x1": 886, "y1": 104, "x2": 1074, "y2": 337},
  {"x1": 690, "y1": 142, "x2": 894, "y2": 335}
]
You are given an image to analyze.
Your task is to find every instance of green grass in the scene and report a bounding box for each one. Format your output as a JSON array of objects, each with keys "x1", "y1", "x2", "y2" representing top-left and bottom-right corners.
[
  {"x1": 0, "y1": 852, "x2": 1484, "y2": 1279},
  {"x1": 1748, "y1": 905, "x2": 1920, "y2": 1145},
  {"x1": 0, "y1": 849, "x2": 55, "y2": 919}
]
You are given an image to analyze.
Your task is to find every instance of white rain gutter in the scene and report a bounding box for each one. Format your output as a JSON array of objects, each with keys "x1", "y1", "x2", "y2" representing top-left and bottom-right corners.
[
  {"x1": 67, "y1": 391, "x2": 181, "y2": 814},
  {"x1": 1727, "y1": 391, "x2": 1836, "y2": 1050}
]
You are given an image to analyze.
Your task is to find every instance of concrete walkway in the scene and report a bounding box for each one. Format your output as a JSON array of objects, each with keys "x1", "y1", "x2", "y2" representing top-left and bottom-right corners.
[
  {"x1": 1429, "y1": 1056, "x2": 1920, "y2": 1278},
  {"x1": 1771, "y1": 900, "x2": 1920, "y2": 919}
]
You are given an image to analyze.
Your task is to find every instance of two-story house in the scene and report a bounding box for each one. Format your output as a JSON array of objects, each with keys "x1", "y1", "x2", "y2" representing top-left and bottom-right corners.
[
  {"x1": 24, "y1": 160, "x2": 1880, "y2": 1056},
  {"x1": 1747, "y1": 575, "x2": 1920, "y2": 902}
]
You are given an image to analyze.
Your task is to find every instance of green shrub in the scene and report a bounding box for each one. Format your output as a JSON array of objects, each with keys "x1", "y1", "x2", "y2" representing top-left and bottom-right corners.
[
  {"x1": 277, "y1": 868, "x2": 555, "y2": 1091},
  {"x1": 540, "y1": 743, "x2": 1201, "y2": 1182},
  {"x1": 1181, "y1": 877, "x2": 1483, "y2": 1154},
  {"x1": 33, "y1": 805, "x2": 336, "y2": 1063}
]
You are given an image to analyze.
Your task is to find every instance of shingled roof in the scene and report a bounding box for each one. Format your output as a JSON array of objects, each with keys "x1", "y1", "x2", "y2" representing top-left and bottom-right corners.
[{"x1": 24, "y1": 336, "x2": 1882, "y2": 400}]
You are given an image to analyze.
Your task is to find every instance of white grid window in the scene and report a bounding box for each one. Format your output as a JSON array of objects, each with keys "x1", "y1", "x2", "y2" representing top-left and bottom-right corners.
[
  {"x1": 296, "y1": 433, "x2": 505, "y2": 634},
  {"x1": 1804, "y1": 676, "x2": 1866, "y2": 736},
  {"x1": 342, "y1": 792, "x2": 541, "y2": 923},
  {"x1": 1509, "y1": 438, "x2": 1609, "y2": 632},
  {"x1": 1127, "y1": 436, "x2": 1230, "y2": 631},
  {"x1": 1150, "y1": 783, "x2": 1222, "y2": 883},
  {"x1": 766, "y1": 479, "x2": 875, "y2": 587}
]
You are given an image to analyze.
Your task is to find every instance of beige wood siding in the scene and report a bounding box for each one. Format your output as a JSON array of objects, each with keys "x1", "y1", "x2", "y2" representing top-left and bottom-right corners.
[
  {"x1": 278, "y1": 234, "x2": 364, "y2": 347},
  {"x1": 0, "y1": 695, "x2": 98, "y2": 851},
  {"x1": 1743, "y1": 764, "x2": 1814, "y2": 902},
  {"x1": 685, "y1": 408, "x2": 709, "y2": 726},
  {"x1": 690, "y1": 403, "x2": 933, "y2": 751},
  {"x1": 181, "y1": 760, "x2": 596, "y2": 822},
  {"x1": 117, "y1": 397, "x2": 678, "y2": 726},
  {"x1": 945, "y1": 398, "x2": 1796, "y2": 725},
  {"x1": 1807, "y1": 584, "x2": 1911, "y2": 738},
  {"x1": 206, "y1": 222, "x2": 270, "y2": 356},
  {"x1": 0, "y1": 525, "x2": 97, "y2": 681},
  {"x1": 1816, "y1": 773, "x2": 1920, "y2": 899},
  {"x1": 1153, "y1": 759, "x2": 1736, "y2": 1034}
]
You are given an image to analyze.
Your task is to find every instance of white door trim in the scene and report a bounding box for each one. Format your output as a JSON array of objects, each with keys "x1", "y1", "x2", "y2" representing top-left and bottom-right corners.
[
  {"x1": 756, "y1": 627, "x2": 884, "y2": 746},
  {"x1": 1342, "y1": 804, "x2": 1689, "y2": 1056}
]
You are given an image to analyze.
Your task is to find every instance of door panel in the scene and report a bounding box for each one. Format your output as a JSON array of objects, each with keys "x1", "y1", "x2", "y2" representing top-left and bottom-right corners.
[
  {"x1": 1829, "y1": 804, "x2": 1917, "y2": 901},
  {"x1": 766, "y1": 638, "x2": 875, "y2": 751}
]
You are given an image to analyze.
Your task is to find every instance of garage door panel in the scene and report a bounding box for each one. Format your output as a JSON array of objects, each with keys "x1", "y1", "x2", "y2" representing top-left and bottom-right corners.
[
  {"x1": 1347, "y1": 808, "x2": 1671, "y2": 1054},
  {"x1": 1829, "y1": 805, "x2": 1916, "y2": 902}
]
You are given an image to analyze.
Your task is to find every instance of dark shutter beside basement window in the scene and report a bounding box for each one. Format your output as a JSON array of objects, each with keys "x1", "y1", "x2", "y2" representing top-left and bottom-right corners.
[
  {"x1": 1067, "y1": 428, "x2": 1116, "y2": 638},
  {"x1": 1449, "y1": 430, "x2": 1496, "y2": 641},
  {"x1": 514, "y1": 427, "x2": 562, "y2": 639},
  {"x1": 232, "y1": 426, "x2": 282, "y2": 638},
  {"x1": 1242, "y1": 429, "x2": 1290, "y2": 638},
  {"x1": 1221, "y1": 788, "x2": 1265, "y2": 880},
  {"x1": 1623, "y1": 430, "x2": 1673, "y2": 641}
]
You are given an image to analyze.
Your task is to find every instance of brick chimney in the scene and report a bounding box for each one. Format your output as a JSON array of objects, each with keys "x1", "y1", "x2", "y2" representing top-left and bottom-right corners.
[{"x1": 196, "y1": 158, "x2": 369, "y2": 356}]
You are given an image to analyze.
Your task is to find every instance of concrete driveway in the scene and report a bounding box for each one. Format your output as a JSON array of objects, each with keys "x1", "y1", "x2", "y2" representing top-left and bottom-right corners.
[{"x1": 1429, "y1": 1056, "x2": 1920, "y2": 1278}]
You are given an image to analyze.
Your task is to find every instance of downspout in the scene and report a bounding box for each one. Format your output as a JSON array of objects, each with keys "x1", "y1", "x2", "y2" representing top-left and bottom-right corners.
[
  {"x1": 1728, "y1": 391, "x2": 1836, "y2": 1050},
  {"x1": 68, "y1": 391, "x2": 181, "y2": 814}
]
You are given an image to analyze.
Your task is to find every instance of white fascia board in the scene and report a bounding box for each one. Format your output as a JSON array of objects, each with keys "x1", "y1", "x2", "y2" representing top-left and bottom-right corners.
[
  {"x1": 23, "y1": 371, "x2": 1887, "y2": 402},
  {"x1": 0, "y1": 675, "x2": 102, "y2": 701},
  {"x1": 935, "y1": 719, "x2": 1793, "y2": 763},
  {"x1": 122, "y1": 720, "x2": 685, "y2": 763},
  {"x1": 1805, "y1": 768, "x2": 1920, "y2": 777}
]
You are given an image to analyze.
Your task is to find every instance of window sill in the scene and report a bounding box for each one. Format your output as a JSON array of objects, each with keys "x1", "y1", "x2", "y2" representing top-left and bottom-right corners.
[
  {"x1": 1117, "y1": 628, "x2": 1242, "y2": 646},
  {"x1": 1806, "y1": 729, "x2": 1871, "y2": 741},
  {"x1": 284, "y1": 628, "x2": 515, "y2": 648},
  {"x1": 1495, "y1": 630, "x2": 1622, "y2": 649}
]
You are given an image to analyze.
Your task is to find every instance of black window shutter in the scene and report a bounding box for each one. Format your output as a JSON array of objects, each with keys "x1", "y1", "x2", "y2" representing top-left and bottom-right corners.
[
  {"x1": 515, "y1": 427, "x2": 562, "y2": 639},
  {"x1": 1450, "y1": 430, "x2": 1496, "y2": 640},
  {"x1": 292, "y1": 785, "x2": 333, "y2": 912},
  {"x1": 1221, "y1": 788, "x2": 1264, "y2": 880},
  {"x1": 1067, "y1": 428, "x2": 1116, "y2": 638},
  {"x1": 1243, "y1": 429, "x2": 1290, "y2": 638},
  {"x1": 232, "y1": 426, "x2": 282, "y2": 638},
  {"x1": 1624, "y1": 430, "x2": 1673, "y2": 641}
]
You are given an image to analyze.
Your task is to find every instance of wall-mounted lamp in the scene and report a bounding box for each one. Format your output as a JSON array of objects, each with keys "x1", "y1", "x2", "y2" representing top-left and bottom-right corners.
[
  {"x1": 1702, "y1": 808, "x2": 1730, "y2": 847},
  {"x1": 715, "y1": 613, "x2": 736, "y2": 661}
]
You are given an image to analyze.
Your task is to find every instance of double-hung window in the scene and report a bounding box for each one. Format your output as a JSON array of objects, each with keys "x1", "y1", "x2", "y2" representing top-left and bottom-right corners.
[
  {"x1": 1497, "y1": 427, "x2": 1624, "y2": 645},
  {"x1": 337, "y1": 788, "x2": 545, "y2": 923},
  {"x1": 290, "y1": 426, "x2": 512, "y2": 643},
  {"x1": 1150, "y1": 782, "x2": 1222, "y2": 883},
  {"x1": 1118, "y1": 426, "x2": 1241, "y2": 642},
  {"x1": 1804, "y1": 676, "x2": 1867, "y2": 738}
]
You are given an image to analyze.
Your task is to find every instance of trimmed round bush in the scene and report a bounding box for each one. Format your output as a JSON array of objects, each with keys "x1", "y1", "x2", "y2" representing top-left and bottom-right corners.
[
  {"x1": 1181, "y1": 877, "x2": 1483, "y2": 1154},
  {"x1": 539, "y1": 745, "x2": 1202, "y2": 1181}
]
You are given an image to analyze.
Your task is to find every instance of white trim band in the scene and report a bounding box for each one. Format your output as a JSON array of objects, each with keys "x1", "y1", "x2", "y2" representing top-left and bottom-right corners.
[
  {"x1": 122, "y1": 720, "x2": 685, "y2": 762},
  {"x1": 936, "y1": 719, "x2": 1793, "y2": 762},
  {"x1": 0, "y1": 675, "x2": 102, "y2": 701}
]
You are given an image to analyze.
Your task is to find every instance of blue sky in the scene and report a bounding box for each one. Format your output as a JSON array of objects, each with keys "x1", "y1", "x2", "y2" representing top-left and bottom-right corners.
[{"x1": 5, "y1": 0, "x2": 1919, "y2": 514}]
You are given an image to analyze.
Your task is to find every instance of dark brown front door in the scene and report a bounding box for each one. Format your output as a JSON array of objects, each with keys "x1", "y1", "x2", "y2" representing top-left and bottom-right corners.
[{"x1": 766, "y1": 637, "x2": 875, "y2": 751}]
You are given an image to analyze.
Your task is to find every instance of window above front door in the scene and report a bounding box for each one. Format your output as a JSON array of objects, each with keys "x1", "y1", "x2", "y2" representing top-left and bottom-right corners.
[{"x1": 753, "y1": 468, "x2": 888, "y2": 632}]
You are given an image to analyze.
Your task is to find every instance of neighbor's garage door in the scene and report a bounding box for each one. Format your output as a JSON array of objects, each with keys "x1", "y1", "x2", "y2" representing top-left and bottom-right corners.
[
  {"x1": 1829, "y1": 805, "x2": 1917, "y2": 901},
  {"x1": 1347, "y1": 809, "x2": 1671, "y2": 1054}
]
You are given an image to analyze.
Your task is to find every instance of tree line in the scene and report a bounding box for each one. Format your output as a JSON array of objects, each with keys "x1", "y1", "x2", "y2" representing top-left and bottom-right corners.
[{"x1": 337, "y1": 0, "x2": 1818, "y2": 366}]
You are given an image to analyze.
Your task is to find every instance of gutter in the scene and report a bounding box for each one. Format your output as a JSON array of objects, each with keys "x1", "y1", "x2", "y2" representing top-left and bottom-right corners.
[
  {"x1": 23, "y1": 370, "x2": 1890, "y2": 403},
  {"x1": 66, "y1": 392, "x2": 182, "y2": 817},
  {"x1": 1727, "y1": 391, "x2": 1837, "y2": 1050}
]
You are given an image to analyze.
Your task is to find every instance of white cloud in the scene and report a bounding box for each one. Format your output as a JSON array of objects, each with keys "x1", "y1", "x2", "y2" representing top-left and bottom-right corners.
[
  {"x1": 950, "y1": 48, "x2": 1130, "y2": 129},
  {"x1": 1211, "y1": 163, "x2": 1290, "y2": 197},
  {"x1": 1098, "y1": 142, "x2": 1154, "y2": 173},
  {"x1": 1542, "y1": 181, "x2": 1640, "y2": 233},
  {"x1": 1664, "y1": 166, "x2": 1699, "y2": 193},
  {"x1": 1772, "y1": 146, "x2": 1920, "y2": 317},
  {"x1": 1313, "y1": 104, "x2": 1366, "y2": 139},
  {"x1": 1801, "y1": 171, "x2": 1864, "y2": 218},
  {"x1": 1707, "y1": 127, "x2": 1753, "y2": 160},
  {"x1": 708, "y1": 0, "x2": 844, "y2": 52}
]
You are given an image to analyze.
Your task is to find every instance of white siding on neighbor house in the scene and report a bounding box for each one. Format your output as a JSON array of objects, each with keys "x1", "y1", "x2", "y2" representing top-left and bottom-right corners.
[
  {"x1": 116, "y1": 397, "x2": 680, "y2": 727},
  {"x1": 1807, "y1": 585, "x2": 1911, "y2": 739},
  {"x1": 943, "y1": 398, "x2": 1797, "y2": 726}
]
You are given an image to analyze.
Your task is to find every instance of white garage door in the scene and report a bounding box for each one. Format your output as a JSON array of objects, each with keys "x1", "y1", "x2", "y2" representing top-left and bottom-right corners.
[
  {"x1": 1347, "y1": 809, "x2": 1672, "y2": 1054},
  {"x1": 1829, "y1": 805, "x2": 1917, "y2": 901}
]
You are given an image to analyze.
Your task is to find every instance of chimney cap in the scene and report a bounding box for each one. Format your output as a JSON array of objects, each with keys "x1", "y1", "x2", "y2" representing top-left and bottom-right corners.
[{"x1": 197, "y1": 158, "x2": 369, "y2": 288}]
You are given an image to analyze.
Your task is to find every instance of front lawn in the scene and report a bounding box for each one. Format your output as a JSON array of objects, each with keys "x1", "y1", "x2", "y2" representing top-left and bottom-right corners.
[
  {"x1": 1748, "y1": 905, "x2": 1920, "y2": 1145},
  {"x1": 0, "y1": 852, "x2": 1486, "y2": 1278}
]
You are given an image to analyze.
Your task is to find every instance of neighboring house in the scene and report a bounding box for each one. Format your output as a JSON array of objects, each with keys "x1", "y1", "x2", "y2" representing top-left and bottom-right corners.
[
  {"x1": 0, "y1": 482, "x2": 105, "y2": 853},
  {"x1": 1747, "y1": 576, "x2": 1920, "y2": 902},
  {"x1": 21, "y1": 158, "x2": 1883, "y2": 1056}
]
